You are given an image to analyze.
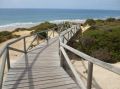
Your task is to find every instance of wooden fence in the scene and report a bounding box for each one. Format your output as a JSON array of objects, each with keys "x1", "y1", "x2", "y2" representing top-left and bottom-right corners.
[
  {"x1": 0, "y1": 29, "x2": 56, "y2": 88},
  {"x1": 59, "y1": 25, "x2": 120, "y2": 89}
]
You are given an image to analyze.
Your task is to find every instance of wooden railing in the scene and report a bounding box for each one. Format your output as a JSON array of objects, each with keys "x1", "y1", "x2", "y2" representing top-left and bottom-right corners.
[
  {"x1": 0, "y1": 29, "x2": 56, "y2": 88},
  {"x1": 59, "y1": 25, "x2": 120, "y2": 89}
]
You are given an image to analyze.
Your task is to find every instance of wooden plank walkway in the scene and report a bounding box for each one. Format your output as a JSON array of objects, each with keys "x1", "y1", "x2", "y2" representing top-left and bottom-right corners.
[{"x1": 2, "y1": 37, "x2": 80, "y2": 89}]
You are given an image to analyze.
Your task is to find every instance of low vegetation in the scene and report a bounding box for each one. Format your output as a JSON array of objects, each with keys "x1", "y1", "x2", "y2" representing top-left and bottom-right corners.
[
  {"x1": 57, "y1": 22, "x2": 71, "y2": 32},
  {"x1": 0, "y1": 31, "x2": 20, "y2": 43},
  {"x1": 30, "y1": 22, "x2": 57, "y2": 34},
  {"x1": 69, "y1": 18, "x2": 120, "y2": 63},
  {"x1": 0, "y1": 21, "x2": 72, "y2": 43},
  {"x1": 0, "y1": 22, "x2": 57, "y2": 43},
  {"x1": 30, "y1": 22, "x2": 57, "y2": 38}
]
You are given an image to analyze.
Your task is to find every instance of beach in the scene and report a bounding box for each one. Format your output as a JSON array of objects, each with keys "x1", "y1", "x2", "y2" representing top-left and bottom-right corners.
[
  {"x1": 0, "y1": 20, "x2": 120, "y2": 89},
  {"x1": 72, "y1": 60, "x2": 120, "y2": 89},
  {"x1": 0, "y1": 23, "x2": 39, "y2": 32},
  {"x1": 0, "y1": 25, "x2": 58, "y2": 64}
]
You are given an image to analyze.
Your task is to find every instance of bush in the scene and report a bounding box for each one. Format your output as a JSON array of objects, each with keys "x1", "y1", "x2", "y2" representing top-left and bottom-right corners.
[
  {"x1": 87, "y1": 26, "x2": 98, "y2": 30},
  {"x1": 37, "y1": 32, "x2": 47, "y2": 39},
  {"x1": 0, "y1": 31, "x2": 20, "y2": 43},
  {"x1": 84, "y1": 19, "x2": 96, "y2": 25},
  {"x1": 0, "y1": 31, "x2": 11, "y2": 36},
  {"x1": 57, "y1": 22, "x2": 71, "y2": 32},
  {"x1": 96, "y1": 19, "x2": 104, "y2": 23},
  {"x1": 69, "y1": 18, "x2": 120, "y2": 63},
  {"x1": 91, "y1": 49, "x2": 117, "y2": 63},
  {"x1": 0, "y1": 22, "x2": 57, "y2": 43},
  {"x1": 106, "y1": 18, "x2": 116, "y2": 22},
  {"x1": 31, "y1": 22, "x2": 57, "y2": 33},
  {"x1": 12, "y1": 28, "x2": 29, "y2": 32}
]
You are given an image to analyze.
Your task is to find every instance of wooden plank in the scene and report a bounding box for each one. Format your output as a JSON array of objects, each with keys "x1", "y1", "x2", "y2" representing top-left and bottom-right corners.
[
  {"x1": 6, "y1": 69, "x2": 65, "y2": 76},
  {"x1": 4, "y1": 77, "x2": 73, "y2": 87},
  {"x1": 47, "y1": 84, "x2": 79, "y2": 89},
  {"x1": 3, "y1": 81, "x2": 76, "y2": 89},
  {"x1": 60, "y1": 47, "x2": 86, "y2": 89},
  {"x1": 2, "y1": 37, "x2": 80, "y2": 89},
  {"x1": 8, "y1": 47, "x2": 25, "y2": 53}
]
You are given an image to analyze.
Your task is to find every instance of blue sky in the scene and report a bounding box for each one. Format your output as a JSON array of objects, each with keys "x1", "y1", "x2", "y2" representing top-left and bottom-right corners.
[{"x1": 0, "y1": 0, "x2": 120, "y2": 10}]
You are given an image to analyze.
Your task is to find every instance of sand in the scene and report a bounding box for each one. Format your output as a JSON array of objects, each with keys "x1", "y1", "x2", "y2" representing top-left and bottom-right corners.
[
  {"x1": 71, "y1": 60, "x2": 120, "y2": 89},
  {"x1": 0, "y1": 22, "x2": 120, "y2": 89},
  {"x1": 70, "y1": 25, "x2": 120, "y2": 89},
  {"x1": 0, "y1": 24, "x2": 38, "y2": 32},
  {"x1": 81, "y1": 24, "x2": 90, "y2": 32},
  {"x1": 0, "y1": 29, "x2": 58, "y2": 64}
]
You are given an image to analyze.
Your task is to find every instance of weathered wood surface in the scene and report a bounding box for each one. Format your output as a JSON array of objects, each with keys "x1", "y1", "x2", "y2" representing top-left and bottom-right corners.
[
  {"x1": 60, "y1": 42, "x2": 120, "y2": 75},
  {"x1": 3, "y1": 37, "x2": 80, "y2": 89}
]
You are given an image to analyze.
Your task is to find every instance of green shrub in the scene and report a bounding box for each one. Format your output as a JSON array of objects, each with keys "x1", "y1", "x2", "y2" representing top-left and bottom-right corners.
[
  {"x1": 87, "y1": 26, "x2": 98, "y2": 30},
  {"x1": 37, "y1": 32, "x2": 47, "y2": 39},
  {"x1": 0, "y1": 22, "x2": 57, "y2": 43},
  {"x1": 57, "y1": 21, "x2": 71, "y2": 32},
  {"x1": 0, "y1": 31, "x2": 20, "y2": 43},
  {"x1": 12, "y1": 28, "x2": 29, "y2": 32},
  {"x1": 69, "y1": 18, "x2": 120, "y2": 63},
  {"x1": 84, "y1": 19, "x2": 96, "y2": 25},
  {"x1": 91, "y1": 48, "x2": 117, "y2": 63},
  {"x1": 106, "y1": 18, "x2": 116, "y2": 22},
  {"x1": 0, "y1": 31, "x2": 11, "y2": 36},
  {"x1": 31, "y1": 22, "x2": 57, "y2": 33}
]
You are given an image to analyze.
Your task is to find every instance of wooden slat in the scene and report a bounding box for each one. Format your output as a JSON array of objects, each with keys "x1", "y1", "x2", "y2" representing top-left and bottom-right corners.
[
  {"x1": 3, "y1": 37, "x2": 80, "y2": 89},
  {"x1": 60, "y1": 47, "x2": 86, "y2": 89},
  {"x1": 3, "y1": 80, "x2": 76, "y2": 89},
  {"x1": 8, "y1": 47, "x2": 25, "y2": 53}
]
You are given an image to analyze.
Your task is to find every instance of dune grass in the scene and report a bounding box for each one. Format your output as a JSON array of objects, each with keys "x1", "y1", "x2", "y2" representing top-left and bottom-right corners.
[
  {"x1": 0, "y1": 22, "x2": 57, "y2": 43},
  {"x1": 69, "y1": 18, "x2": 120, "y2": 63}
]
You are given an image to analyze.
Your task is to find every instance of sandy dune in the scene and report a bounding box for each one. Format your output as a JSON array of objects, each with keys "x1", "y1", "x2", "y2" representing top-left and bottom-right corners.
[
  {"x1": 71, "y1": 60, "x2": 120, "y2": 89},
  {"x1": 0, "y1": 30, "x2": 58, "y2": 64},
  {"x1": 0, "y1": 23, "x2": 120, "y2": 89},
  {"x1": 70, "y1": 26, "x2": 120, "y2": 89}
]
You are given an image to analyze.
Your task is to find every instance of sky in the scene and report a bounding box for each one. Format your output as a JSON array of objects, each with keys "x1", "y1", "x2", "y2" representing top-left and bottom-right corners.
[{"x1": 0, "y1": 0, "x2": 120, "y2": 10}]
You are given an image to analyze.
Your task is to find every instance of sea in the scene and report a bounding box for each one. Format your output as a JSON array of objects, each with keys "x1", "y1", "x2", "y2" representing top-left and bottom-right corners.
[{"x1": 0, "y1": 9, "x2": 120, "y2": 29}]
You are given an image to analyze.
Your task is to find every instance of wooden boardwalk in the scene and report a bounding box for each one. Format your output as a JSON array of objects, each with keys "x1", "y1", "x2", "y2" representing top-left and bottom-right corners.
[{"x1": 3, "y1": 37, "x2": 80, "y2": 89}]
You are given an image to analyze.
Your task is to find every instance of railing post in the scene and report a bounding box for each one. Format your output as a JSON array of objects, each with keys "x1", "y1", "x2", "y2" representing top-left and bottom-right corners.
[
  {"x1": 87, "y1": 62, "x2": 93, "y2": 89},
  {"x1": 6, "y1": 46, "x2": 10, "y2": 70},
  {"x1": 70, "y1": 30, "x2": 72, "y2": 37},
  {"x1": 53, "y1": 30, "x2": 54, "y2": 37},
  {"x1": 46, "y1": 31, "x2": 49, "y2": 45},
  {"x1": 60, "y1": 50, "x2": 64, "y2": 67},
  {"x1": 23, "y1": 37, "x2": 27, "y2": 53},
  {"x1": 0, "y1": 50, "x2": 7, "y2": 89},
  {"x1": 62, "y1": 35, "x2": 64, "y2": 43},
  {"x1": 60, "y1": 36, "x2": 64, "y2": 67},
  {"x1": 37, "y1": 34, "x2": 39, "y2": 45},
  {"x1": 59, "y1": 31, "x2": 61, "y2": 56},
  {"x1": 73, "y1": 27, "x2": 75, "y2": 33},
  {"x1": 68, "y1": 31, "x2": 70, "y2": 40}
]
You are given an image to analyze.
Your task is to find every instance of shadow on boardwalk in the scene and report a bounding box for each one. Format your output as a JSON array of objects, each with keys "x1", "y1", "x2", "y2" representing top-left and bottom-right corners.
[{"x1": 3, "y1": 37, "x2": 80, "y2": 89}]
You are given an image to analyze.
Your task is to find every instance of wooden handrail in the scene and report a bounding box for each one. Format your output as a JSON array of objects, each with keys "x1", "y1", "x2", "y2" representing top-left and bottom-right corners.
[
  {"x1": 0, "y1": 50, "x2": 7, "y2": 88},
  {"x1": 8, "y1": 47, "x2": 25, "y2": 53},
  {"x1": 60, "y1": 42, "x2": 120, "y2": 75},
  {"x1": 60, "y1": 46, "x2": 86, "y2": 89},
  {"x1": 0, "y1": 29, "x2": 56, "y2": 89},
  {"x1": 59, "y1": 24, "x2": 120, "y2": 89},
  {"x1": 26, "y1": 35, "x2": 38, "y2": 51},
  {"x1": 0, "y1": 45, "x2": 7, "y2": 58}
]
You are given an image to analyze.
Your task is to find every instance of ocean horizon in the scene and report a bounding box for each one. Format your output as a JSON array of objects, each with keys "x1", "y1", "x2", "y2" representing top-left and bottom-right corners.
[{"x1": 0, "y1": 8, "x2": 120, "y2": 28}]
